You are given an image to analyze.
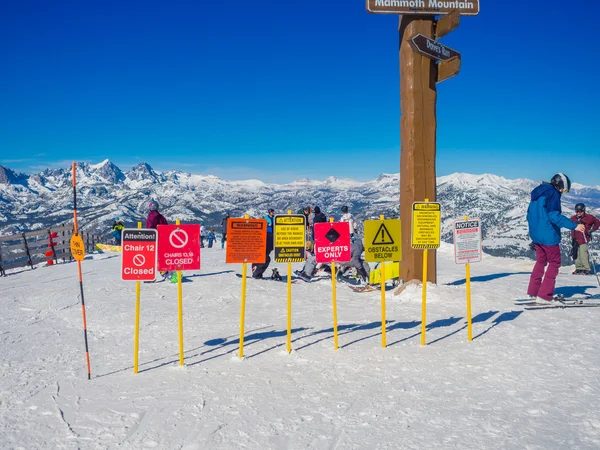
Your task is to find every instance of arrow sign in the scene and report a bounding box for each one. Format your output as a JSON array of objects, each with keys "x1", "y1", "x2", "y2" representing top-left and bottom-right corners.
[{"x1": 409, "y1": 34, "x2": 460, "y2": 62}]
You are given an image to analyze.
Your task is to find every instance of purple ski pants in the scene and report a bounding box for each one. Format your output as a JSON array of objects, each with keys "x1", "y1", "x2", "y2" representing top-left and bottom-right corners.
[{"x1": 527, "y1": 244, "x2": 561, "y2": 301}]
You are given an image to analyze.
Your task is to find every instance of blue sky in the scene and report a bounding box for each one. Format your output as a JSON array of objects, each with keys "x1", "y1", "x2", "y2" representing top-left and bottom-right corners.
[{"x1": 1, "y1": 1, "x2": 598, "y2": 185}]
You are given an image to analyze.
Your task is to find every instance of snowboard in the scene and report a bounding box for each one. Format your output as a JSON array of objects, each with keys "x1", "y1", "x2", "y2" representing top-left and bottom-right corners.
[
  {"x1": 96, "y1": 243, "x2": 122, "y2": 252},
  {"x1": 347, "y1": 284, "x2": 379, "y2": 293}
]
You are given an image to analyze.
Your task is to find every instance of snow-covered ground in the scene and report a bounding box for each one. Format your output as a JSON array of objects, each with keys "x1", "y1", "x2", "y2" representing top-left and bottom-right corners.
[{"x1": 2, "y1": 243, "x2": 600, "y2": 449}]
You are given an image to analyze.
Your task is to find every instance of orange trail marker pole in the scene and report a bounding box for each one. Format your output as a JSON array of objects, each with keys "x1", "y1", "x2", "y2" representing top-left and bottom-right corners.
[{"x1": 72, "y1": 162, "x2": 91, "y2": 379}]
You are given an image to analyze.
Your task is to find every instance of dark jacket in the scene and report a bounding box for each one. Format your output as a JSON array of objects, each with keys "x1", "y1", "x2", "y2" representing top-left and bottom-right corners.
[
  {"x1": 146, "y1": 210, "x2": 168, "y2": 229},
  {"x1": 527, "y1": 183, "x2": 576, "y2": 246},
  {"x1": 571, "y1": 213, "x2": 600, "y2": 245},
  {"x1": 312, "y1": 207, "x2": 327, "y2": 225}
]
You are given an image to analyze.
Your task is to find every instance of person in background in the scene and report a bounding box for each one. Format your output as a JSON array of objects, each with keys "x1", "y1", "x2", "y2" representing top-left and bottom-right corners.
[
  {"x1": 146, "y1": 200, "x2": 168, "y2": 229},
  {"x1": 200, "y1": 220, "x2": 206, "y2": 248},
  {"x1": 221, "y1": 213, "x2": 230, "y2": 249},
  {"x1": 526, "y1": 173, "x2": 584, "y2": 303},
  {"x1": 252, "y1": 208, "x2": 275, "y2": 279},
  {"x1": 570, "y1": 203, "x2": 600, "y2": 275},
  {"x1": 340, "y1": 205, "x2": 359, "y2": 236},
  {"x1": 111, "y1": 218, "x2": 125, "y2": 245},
  {"x1": 207, "y1": 228, "x2": 216, "y2": 248},
  {"x1": 145, "y1": 200, "x2": 170, "y2": 281}
]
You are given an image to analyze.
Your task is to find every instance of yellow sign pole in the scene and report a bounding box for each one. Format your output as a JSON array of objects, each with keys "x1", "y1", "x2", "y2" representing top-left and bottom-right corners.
[
  {"x1": 464, "y1": 215, "x2": 473, "y2": 342},
  {"x1": 239, "y1": 214, "x2": 249, "y2": 359},
  {"x1": 286, "y1": 210, "x2": 292, "y2": 354},
  {"x1": 134, "y1": 221, "x2": 142, "y2": 374},
  {"x1": 421, "y1": 199, "x2": 429, "y2": 347},
  {"x1": 379, "y1": 214, "x2": 387, "y2": 348},
  {"x1": 330, "y1": 217, "x2": 339, "y2": 350},
  {"x1": 176, "y1": 219, "x2": 184, "y2": 365}
]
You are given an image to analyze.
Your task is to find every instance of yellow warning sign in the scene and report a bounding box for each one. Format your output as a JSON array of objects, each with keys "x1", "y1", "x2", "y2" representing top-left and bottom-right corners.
[
  {"x1": 364, "y1": 219, "x2": 402, "y2": 262},
  {"x1": 70, "y1": 234, "x2": 85, "y2": 261},
  {"x1": 411, "y1": 202, "x2": 441, "y2": 249},
  {"x1": 273, "y1": 214, "x2": 306, "y2": 262}
]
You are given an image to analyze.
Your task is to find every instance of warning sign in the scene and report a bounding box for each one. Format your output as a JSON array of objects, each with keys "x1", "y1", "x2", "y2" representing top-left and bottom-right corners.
[
  {"x1": 411, "y1": 202, "x2": 441, "y2": 249},
  {"x1": 225, "y1": 218, "x2": 267, "y2": 264},
  {"x1": 157, "y1": 224, "x2": 201, "y2": 271},
  {"x1": 314, "y1": 222, "x2": 351, "y2": 264},
  {"x1": 273, "y1": 214, "x2": 306, "y2": 262},
  {"x1": 364, "y1": 219, "x2": 402, "y2": 262},
  {"x1": 453, "y1": 218, "x2": 482, "y2": 264},
  {"x1": 70, "y1": 234, "x2": 85, "y2": 261}
]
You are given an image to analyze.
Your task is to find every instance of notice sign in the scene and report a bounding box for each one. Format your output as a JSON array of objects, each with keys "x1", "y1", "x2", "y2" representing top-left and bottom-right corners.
[
  {"x1": 366, "y1": 0, "x2": 480, "y2": 16},
  {"x1": 226, "y1": 218, "x2": 267, "y2": 264},
  {"x1": 121, "y1": 229, "x2": 158, "y2": 281},
  {"x1": 157, "y1": 224, "x2": 201, "y2": 271},
  {"x1": 70, "y1": 234, "x2": 85, "y2": 261},
  {"x1": 273, "y1": 215, "x2": 306, "y2": 263},
  {"x1": 453, "y1": 218, "x2": 482, "y2": 264},
  {"x1": 364, "y1": 219, "x2": 402, "y2": 262},
  {"x1": 314, "y1": 222, "x2": 351, "y2": 264},
  {"x1": 411, "y1": 202, "x2": 441, "y2": 249}
]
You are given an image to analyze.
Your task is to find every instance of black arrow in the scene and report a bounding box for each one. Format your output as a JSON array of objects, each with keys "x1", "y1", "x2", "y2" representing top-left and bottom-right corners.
[{"x1": 409, "y1": 34, "x2": 460, "y2": 62}]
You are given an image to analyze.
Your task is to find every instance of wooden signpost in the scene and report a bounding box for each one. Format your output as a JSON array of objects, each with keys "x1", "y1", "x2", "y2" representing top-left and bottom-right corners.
[{"x1": 366, "y1": 4, "x2": 478, "y2": 283}]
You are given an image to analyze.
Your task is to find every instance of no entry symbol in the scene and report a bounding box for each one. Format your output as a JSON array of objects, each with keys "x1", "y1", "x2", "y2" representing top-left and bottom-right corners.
[
  {"x1": 169, "y1": 229, "x2": 189, "y2": 249},
  {"x1": 133, "y1": 254, "x2": 146, "y2": 267}
]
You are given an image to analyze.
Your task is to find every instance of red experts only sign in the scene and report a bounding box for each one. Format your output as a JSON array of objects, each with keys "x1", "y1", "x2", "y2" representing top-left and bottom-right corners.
[
  {"x1": 314, "y1": 221, "x2": 351, "y2": 264},
  {"x1": 157, "y1": 224, "x2": 201, "y2": 271},
  {"x1": 121, "y1": 229, "x2": 158, "y2": 281}
]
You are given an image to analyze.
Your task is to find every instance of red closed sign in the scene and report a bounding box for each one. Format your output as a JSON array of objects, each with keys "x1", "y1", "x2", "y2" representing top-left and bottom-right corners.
[
  {"x1": 157, "y1": 224, "x2": 201, "y2": 271},
  {"x1": 121, "y1": 229, "x2": 158, "y2": 281},
  {"x1": 314, "y1": 222, "x2": 351, "y2": 263}
]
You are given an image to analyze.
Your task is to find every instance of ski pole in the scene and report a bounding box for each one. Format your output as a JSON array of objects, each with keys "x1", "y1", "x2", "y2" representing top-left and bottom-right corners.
[{"x1": 583, "y1": 232, "x2": 600, "y2": 288}]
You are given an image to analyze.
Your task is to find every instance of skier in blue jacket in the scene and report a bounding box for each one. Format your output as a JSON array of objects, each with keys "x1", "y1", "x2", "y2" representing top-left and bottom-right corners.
[{"x1": 526, "y1": 173, "x2": 585, "y2": 302}]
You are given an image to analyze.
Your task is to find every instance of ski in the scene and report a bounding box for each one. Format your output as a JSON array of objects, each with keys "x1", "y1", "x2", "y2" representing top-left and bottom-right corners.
[
  {"x1": 235, "y1": 273, "x2": 298, "y2": 283},
  {"x1": 515, "y1": 293, "x2": 600, "y2": 307}
]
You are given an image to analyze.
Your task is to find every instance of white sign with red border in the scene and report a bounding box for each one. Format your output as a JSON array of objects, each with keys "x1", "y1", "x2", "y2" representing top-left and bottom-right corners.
[
  {"x1": 157, "y1": 224, "x2": 201, "y2": 271},
  {"x1": 453, "y1": 218, "x2": 482, "y2": 264},
  {"x1": 121, "y1": 229, "x2": 158, "y2": 281}
]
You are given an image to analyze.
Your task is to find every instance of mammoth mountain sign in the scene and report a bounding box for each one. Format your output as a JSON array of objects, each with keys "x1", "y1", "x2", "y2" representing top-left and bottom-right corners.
[{"x1": 366, "y1": 0, "x2": 480, "y2": 15}]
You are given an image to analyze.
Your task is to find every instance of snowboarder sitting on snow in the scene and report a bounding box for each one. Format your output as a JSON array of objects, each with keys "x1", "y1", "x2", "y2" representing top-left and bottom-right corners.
[
  {"x1": 526, "y1": 173, "x2": 585, "y2": 303},
  {"x1": 337, "y1": 235, "x2": 371, "y2": 286},
  {"x1": 570, "y1": 203, "x2": 600, "y2": 275},
  {"x1": 111, "y1": 218, "x2": 125, "y2": 245},
  {"x1": 295, "y1": 241, "x2": 317, "y2": 281}
]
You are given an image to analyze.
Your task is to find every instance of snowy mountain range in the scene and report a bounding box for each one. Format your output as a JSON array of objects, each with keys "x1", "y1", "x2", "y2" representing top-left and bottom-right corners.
[{"x1": 1, "y1": 160, "x2": 599, "y2": 260}]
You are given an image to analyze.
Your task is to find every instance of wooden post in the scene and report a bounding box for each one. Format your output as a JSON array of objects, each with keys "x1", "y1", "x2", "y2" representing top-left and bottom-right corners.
[
  {"x1": 399, "y1": 15, "x2": 437, "y2": 284},
  {"x1": 22, "y1": 232, "x2": 33, "y2": 269}
]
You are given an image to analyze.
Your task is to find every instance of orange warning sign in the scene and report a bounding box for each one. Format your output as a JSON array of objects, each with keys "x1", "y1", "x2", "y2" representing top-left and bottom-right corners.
[{"x1": 225, "y1": 218, "x2": 267, "y2": 264}]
